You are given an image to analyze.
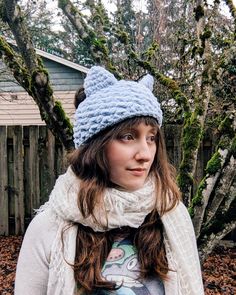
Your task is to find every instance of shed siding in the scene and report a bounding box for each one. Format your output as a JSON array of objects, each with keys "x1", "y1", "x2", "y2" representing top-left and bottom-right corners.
[
  {"x1": 0, "y1": 92, "x2": 76, "y2": 125},
  {"x1": 0, "y1": 58, "x2": 85, "y2": 93}
]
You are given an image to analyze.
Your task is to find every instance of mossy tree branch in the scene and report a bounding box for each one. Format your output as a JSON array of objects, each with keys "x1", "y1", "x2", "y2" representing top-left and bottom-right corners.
[
  {"x1": 190, "y1": 114, "x2": 236, "y2": 237},
  {"x1": 177, "y1": 0, "x2": 215, "y2": 205},
  {"x1": 1, "y1": 0, "x2": 74, "y2": 151}
]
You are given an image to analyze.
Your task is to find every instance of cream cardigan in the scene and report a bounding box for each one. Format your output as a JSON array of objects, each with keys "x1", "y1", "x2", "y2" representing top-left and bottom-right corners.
[{"x1": 15, "y1": 168, "x2": 204, "y2": 295}]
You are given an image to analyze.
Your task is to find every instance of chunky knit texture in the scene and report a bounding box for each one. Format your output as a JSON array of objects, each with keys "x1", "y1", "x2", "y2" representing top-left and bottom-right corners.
[{"x1": 73, "y1": 66, "x2": 163, "y2": 147}]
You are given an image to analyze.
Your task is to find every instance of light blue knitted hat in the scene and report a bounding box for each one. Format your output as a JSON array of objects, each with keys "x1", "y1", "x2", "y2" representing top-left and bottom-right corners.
[{"x1": 73, "y1": 66, "x2": 162, "y2": 147}]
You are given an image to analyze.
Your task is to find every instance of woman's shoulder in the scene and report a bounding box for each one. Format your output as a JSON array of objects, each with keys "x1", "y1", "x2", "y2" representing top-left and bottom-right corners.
[{"x1": 24, "y1": 209, "x2": 60, "y2": 251}]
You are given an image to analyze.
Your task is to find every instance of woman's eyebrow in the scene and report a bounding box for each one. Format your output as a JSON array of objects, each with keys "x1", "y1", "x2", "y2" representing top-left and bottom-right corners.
[{"x1": 148, "y1": 126, "x2": 158, "y2": 133}]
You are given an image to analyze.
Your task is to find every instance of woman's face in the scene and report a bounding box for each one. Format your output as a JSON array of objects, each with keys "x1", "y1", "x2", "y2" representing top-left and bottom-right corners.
[{"x1": 106, "y1": 122, "x2": 157, "y2": 191}]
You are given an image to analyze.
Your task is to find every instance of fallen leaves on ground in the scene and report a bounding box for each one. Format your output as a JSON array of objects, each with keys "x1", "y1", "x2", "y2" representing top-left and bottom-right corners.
[
  {"x1": 0, "y1": 236, "x2": 22, "y2": 295},
  {"x1": 202, "y1": 246, "x2": 236, "y2": 294},
  {"x1": 0, "y1": 236, "x2": 235, "y2": 294}
]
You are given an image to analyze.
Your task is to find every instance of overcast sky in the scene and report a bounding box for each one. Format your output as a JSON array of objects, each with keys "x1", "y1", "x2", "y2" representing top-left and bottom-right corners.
[
  {"x1": 30, "y1": 0, "x2": 236, "y2": 31},
  {"x1": 44, "y1": 0, "x2": 236, "y2": 14}
]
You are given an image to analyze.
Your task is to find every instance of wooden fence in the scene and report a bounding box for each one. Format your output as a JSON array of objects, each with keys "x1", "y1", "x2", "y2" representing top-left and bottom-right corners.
[
  {"x1": 0, "y1": 125, "x2": 68, "y2": 235},
  {"x1": 0, "y1": 125, "x2": 214, "y2": 236}
]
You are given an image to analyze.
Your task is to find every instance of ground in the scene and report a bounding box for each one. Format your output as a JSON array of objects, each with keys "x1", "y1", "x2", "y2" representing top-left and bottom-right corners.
[{"x1": 0, "y1": 236, "x2": 235, "y2": 294}]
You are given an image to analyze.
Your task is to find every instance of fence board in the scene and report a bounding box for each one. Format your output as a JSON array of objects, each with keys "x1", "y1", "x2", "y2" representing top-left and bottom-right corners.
[
  {"x1": 28, "y1": 126, "x2": 40, "y2": 216},
  {"x1": 7, "y1": 127, "x2": 15, "y2": 234},
  {"x1": 23, "y1": 126, "x2": 30, "y2": 221},
  {"x1": 12, "y1": 126, "x2": 24, "y2": 235},
  {"x1": 38, "y1": 127, "x2": 56, "y2": 205},
  {"x1": 55, "y1": 142, "x2": 68, "y2": 178},
  {"x1": 0, "y1": 126, "x2": 8, "y2": 235}
]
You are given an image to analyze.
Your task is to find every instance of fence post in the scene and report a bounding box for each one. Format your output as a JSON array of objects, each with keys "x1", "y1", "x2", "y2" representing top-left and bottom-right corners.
[{"x1": 0, "y1": 126, "x2": 9, "y2": 235}]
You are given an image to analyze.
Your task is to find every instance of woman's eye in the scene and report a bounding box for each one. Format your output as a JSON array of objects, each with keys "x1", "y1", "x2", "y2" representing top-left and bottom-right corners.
[
  {"x1": 120, "y1": 134, "x2": 134, "y2": 140},
  {"x1": 147, "y1": 135, "x2": 156, "y2": 142}
]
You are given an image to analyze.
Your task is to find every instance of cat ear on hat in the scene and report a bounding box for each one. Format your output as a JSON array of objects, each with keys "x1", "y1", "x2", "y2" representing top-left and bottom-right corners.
[
  {"x1": 84, "y1": 66, "x2": 117, "y2": 97},
  {"x1": 138, "y1": 74, "x2": 154, "y2": 92}
]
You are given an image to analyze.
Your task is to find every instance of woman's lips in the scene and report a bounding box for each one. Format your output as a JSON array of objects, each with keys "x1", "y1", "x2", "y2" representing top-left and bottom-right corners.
[{"x1": 127, "y1": 168, "x2": 146, "y2": 176}]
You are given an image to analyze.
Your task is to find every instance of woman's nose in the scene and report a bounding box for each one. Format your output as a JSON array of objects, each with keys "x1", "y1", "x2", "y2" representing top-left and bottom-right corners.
[{"x1": 134, "y1": 141, "x2": 152, "y2": 162}]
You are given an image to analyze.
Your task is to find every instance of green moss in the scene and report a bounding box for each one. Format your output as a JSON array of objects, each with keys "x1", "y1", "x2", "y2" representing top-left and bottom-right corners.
[
  {"x1": 218, "y1": 116, "x2": 234, "y2": 137},
  {"x1": 188, "y1": 178, "x2": 207, "y2": 217},
  {"x1": 177, "y1": 172, "x2": 193, "y2": 189},
  {"x1": 188, "y1": 207, "x2": 194, "y2": 217},
  {"x1": 58, "y1": 0, "x2": 68, "y2": 9},
  {"x1": 160, "y1": 76, "x2": 177, "y2": 89},
  {"x1": 205, "y1": 151, "x2": 221, "y2": 175},
  {"x1": 71, "y1": 5, "x2": 78, "y2": 16},
  {"x1": 231, "y1": 136, "x2": 236, "y2": 157},
  {"x1": 200, "y1": 30, "x2": 212, "y2": 41},
  {"x1": 53, "y1": 101, "x2": 73, "y2": 133},
  {"x1": 93, "y1": 39, "x2": 108, "y2": 55},
  {"x1": 193, "y1": 178, "x2": 207, "y2": 205},
  {"x1": 195, "y1": 105, "x2": 204, "y2": 116},
  {"x1": 144, "y1": 42, "x2": 159, "y2": 60},
  {"x1": 218, "y1": 136, "x2": 231, "y2": 150},
  {"x1": 129, "y1": 51, "x2": 136, "y2": 59},
  {"x1": 174, "y1": 90, "x2": 190, "y2": 112},
  {"x1": 182, "y1": 117, "x2": 202, "y2": 151},
  {"x1": 117, "y1": 31, "x2": 129, "y2": 44},
  {"x1": 194, "y1": 5, "x2": 204, "y2": 21},
  {"x1": 198, "y1": 47, "x2": 204, "y2": 57},
  {"x1": 177, "y1": 114, "x2": 203, "y2": 198}
]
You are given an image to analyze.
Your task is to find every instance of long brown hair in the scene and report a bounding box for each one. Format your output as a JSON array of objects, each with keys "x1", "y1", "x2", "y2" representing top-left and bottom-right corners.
[{"x1": 68, "y1": 116, "x2": 180, "y2": 293}]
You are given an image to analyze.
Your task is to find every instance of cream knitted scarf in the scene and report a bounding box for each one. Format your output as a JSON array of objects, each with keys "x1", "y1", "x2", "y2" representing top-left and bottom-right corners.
[{"x1": 38, "y1": 167, "x2": 204, "y2": 295}]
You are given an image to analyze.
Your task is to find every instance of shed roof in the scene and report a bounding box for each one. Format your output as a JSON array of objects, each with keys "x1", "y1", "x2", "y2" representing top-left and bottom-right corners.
[{"x1": 35, "y1": 48, "x2": 89, "y2": 74}]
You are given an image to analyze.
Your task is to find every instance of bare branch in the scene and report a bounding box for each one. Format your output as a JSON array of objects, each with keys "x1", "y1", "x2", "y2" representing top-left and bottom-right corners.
[{"x1": 199, "y1": 219, "x2": 236, "y2": 261}]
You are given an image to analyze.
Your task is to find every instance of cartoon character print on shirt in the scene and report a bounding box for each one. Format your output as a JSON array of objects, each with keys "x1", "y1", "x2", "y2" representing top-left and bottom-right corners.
[{"x1": 101, "y1": 239, "x2": 164, "y2": 295}]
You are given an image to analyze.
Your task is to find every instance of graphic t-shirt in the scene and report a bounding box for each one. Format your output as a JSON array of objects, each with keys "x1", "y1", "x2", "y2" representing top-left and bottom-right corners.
[{"x1": 94, "y1": 237, "x2": 165, "y2": 295}]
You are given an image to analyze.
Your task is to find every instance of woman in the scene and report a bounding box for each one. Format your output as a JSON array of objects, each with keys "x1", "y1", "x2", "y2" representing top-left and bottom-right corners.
[{"x1": 14, "y1": 66, "x2": 204, "y2": 295}]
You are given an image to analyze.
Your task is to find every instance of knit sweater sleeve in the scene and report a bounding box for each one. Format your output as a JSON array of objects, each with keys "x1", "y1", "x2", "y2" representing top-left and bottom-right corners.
[{"x1": 14, "y1": 210, "x2": 58, "y2": 295}]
